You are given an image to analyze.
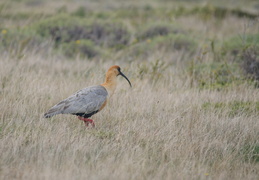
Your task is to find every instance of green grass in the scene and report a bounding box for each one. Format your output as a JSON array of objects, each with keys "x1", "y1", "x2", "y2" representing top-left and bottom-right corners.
[
  {"x1": 222, "y1": 33, "x2": 259, "y2": 55},
  {"x1": 202, "y1": 101, "x2": 259, "y2": 117}
]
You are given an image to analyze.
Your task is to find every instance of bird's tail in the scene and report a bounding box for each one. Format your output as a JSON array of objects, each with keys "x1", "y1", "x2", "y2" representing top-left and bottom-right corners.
[
  {"x1": 43, "y1": 112, "x2": 54, "y2": 118},
  {"x1": 43, "y1": 104, "x2": 63, "y2": 118},
  {"x1": 43, "y1": 110, "x2": 57, "y2": 118}
]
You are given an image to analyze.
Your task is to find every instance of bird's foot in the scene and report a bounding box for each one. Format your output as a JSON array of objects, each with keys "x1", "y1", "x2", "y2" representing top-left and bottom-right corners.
[
  {"x1": 78, "y1": 116, "x2": 95, "y2": 127},
  {"x1": 84, "y1": 119, "x2": 95, "y2": 127}
]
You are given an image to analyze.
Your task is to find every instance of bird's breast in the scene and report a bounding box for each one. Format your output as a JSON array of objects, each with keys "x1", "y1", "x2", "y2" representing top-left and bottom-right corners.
[
  {"x1": 99, "y1": 99, "x2": 107, "y2": 111},
  {"x1": 101, "y1": 83, "x2": 116, "y2": 97}
]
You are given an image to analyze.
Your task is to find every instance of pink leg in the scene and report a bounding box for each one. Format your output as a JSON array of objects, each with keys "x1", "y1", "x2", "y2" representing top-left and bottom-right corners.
[{"x1": 78, "y1": 116, "x2": 95, "y2": 127}]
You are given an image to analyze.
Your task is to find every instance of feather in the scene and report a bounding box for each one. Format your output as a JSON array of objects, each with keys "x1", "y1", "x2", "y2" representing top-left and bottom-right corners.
[{"x1": 44, "y1": 85, "x2": 108, "y2": 118}]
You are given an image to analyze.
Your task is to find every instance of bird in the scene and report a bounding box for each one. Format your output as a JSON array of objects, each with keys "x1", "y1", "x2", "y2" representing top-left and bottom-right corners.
[{"x1": 44, "y1": 65, "x2": 131, "y2": 127}]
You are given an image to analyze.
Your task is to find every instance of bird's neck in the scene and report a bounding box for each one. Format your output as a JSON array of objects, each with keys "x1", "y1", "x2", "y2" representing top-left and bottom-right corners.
[{"x1": 101, "y1": 73, "x2": 117, "y2": 96}]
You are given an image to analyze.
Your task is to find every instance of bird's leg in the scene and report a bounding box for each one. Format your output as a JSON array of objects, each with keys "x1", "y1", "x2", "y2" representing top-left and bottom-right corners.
[
  {"x1": 81, "y1": 118, "x2": 94, "y2": 127},
  {"x1": 78, "y1": 116, "x2": 95, "y2": 127},
  {"x1": 84, "y1": 119, "x2": 95, "y2": 127}
]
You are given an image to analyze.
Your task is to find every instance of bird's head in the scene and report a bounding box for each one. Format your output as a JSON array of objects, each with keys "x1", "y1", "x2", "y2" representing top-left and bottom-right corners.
[{"x1": 108, "y1": 65, "x2": 132, "y2": 87}]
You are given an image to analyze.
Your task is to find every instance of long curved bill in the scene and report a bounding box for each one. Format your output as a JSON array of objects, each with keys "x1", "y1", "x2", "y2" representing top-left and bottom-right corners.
[{"x1": 119, "y1": 71, "x2": 132, "y2": 87}]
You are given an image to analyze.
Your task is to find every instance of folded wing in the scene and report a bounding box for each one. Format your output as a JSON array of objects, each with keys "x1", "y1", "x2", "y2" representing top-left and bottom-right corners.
[{"x1": 44, "y1": 85, "x2": 108, "y2": 118}]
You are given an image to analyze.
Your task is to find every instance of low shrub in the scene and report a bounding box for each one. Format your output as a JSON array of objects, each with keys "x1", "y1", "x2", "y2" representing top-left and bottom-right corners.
[
  {"x1": 202, "y1": 101, "x2": 259, "y2": 117},
  {"x1": 241, "y1": 46, "x2": 259, "y2": 81},
  {"x1": 188, "y1": 4, "x2": 258, "y2": 21},
  {"x1": 189, "y1": 61, "x2": 241, "y2": 89},
  {"x1": 137, "y1": 22, "x2": 183, "y2": 40},
  {"x1": 222, "y1": 33, "x2": 259, "y2": 55},
  {"x1": 136, "y1": 59, "x2": 168, "y2": 85},
  {"x1": 32, "y1": 14, "x2": 130, "y2": 48},
  {"x1": 129, "y1": 34, "x2": 197, "y2": 58},
  {"x1": 60, "y1": 40, "x2": 99, "y2": 59},
  {"x1": 72, "y1": 7, "x2": 87, "y2": 17},
  {"x1": 0, "y1": 28, "x2": 49, "y2": 57},
  {"x1": 154, "y1": 34, "x2": 197, "y2": 51}
]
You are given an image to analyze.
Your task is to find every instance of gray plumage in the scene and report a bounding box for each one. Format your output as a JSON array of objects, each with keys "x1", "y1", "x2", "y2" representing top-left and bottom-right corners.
[{"x1": 44, "y1": 85, "x2": 108, "y2": 118}]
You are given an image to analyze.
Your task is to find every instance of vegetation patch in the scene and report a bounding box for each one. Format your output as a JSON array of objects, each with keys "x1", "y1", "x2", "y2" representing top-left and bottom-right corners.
[
  {"x1": 136, "y1": 59, "x2": 168, "y2": 84},
  {"x1": 60, "y1": 39, "x2": 99, "y2": 59},
  {"x1": 240, "y1": 144, "x2": 259, "y2": 163},
  {"x1": 136, "y1": 22, "x2": 184, "y2": 40},
  {"x1": 189, "y1": 61, "x2": 242, "y2": 89},
  {"x1": 222, "y1": 33, "x2": 259, "y2": 55},
  {"x1": 32, "y1": 15, "x2": 130, "y2": 47},
  {"x1": 129, "y1": 34, "x2": 197, "y2": 58},
  {"x1": 155, "y1": 34, "x2": 197, "y2": 51},
  {"x1": 89, "y1": 130, "x2": 115, "y2": 140},
  {"x1": 0, "y1": 28, "x2": 49, "y2": 58},
  {"x1": 202, "y1": 101, "x2": 259, "y2": 117},
  {"x1": 241, "y1": 46, "x2": 259, "y2": 81},
  {"x1": 189, "y1": 5, "x2": 258, "y2": 20},
  {"x1": 0, "y1": 14, "x2": 131, "y2": 58}
]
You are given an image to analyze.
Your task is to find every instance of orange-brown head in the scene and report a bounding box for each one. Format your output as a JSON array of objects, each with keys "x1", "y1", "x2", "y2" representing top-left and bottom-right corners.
[{"x1": 101, "y1": 65, "x2": 131, "y2": 95}]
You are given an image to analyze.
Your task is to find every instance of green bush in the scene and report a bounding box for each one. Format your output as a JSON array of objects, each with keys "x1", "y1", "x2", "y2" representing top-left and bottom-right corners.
[
  {"x1": 189, "y1": 61, "x2": 242, "y2": 89},
  {"x1": 129, "y1": 34, "x2": 197, "y2": 58},
  {"x1": 32, "y1": 14, "x2": 130, "y2": 48},
  {"x1": 188, "y1": 4, "x2": 258, "y2": 21},
  {"x1": 202, "y1": 101, "x2": 259, "y2": 117},
  {"x1": 60, "y1": 40, "x2": 99, "y2": 58},
  {"x1": 135, "y1": 59, "x2": 169, "y2": 86},
  {"x1": 137, "y1": 22, "x2": 183, "y2": 40},
  {"x1": 222, "y1": 33, "x2": 259, "y2": 55},
  {"x1": 154, "y1": 34, "x2": 197, "y2": 51},
  {"x1": 0, "y1": 28, "x2": 48, "y2": 57},
  {"x1": 241, "y1": 46, "x2": 259, "y2": 81},
  {"x1": 72, "y1": 7, "x2": 86, "y2": 17},
  {"x1": 31, "y1": 14, "x2": 83, "y2": 43}
]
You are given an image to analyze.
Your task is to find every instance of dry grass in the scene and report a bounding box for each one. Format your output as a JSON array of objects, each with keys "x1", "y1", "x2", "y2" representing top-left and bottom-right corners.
[
  {"x1": 1, "y1": 0, "x2": 259, "y2": 179},
  {"x1": 0, "y1": 51, "x2": 258, "y2": 180}
]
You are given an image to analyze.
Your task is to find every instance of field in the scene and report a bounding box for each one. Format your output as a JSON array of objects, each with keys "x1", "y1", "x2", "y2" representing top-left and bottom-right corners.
[{"x1": 0, "y1": 0, "x2": 259, "y2": 179}]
